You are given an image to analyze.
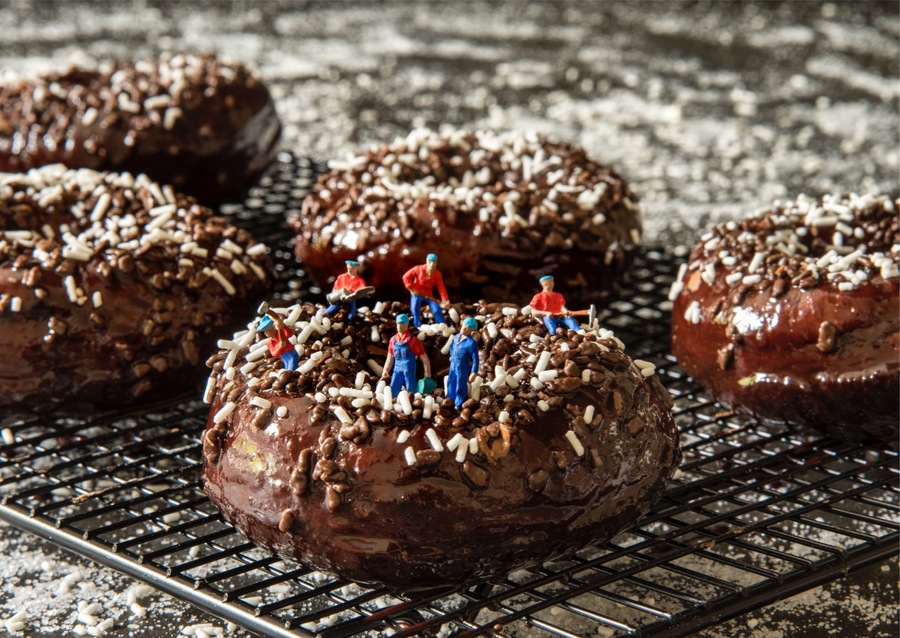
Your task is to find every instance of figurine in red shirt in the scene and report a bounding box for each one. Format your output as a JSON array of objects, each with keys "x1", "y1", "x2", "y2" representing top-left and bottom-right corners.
[
  {"x1": 530, "y1": 275, "x2": 581, "y2": 334},
  {"x1": 381, "y1": 313, "x2": 432, "y2": 396},
  {"x1": 257, "y1": 310, "x2": 299, "y2": 371},
  {"x1": 402, "y1": 253, "x2": 450, "y2": 327},
  {"x1": 325, "y1": 260, "x2": 372, "y2": 320}
]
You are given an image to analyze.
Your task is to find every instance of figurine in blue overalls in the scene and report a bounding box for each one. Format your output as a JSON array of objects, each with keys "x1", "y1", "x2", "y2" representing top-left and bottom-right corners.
[
  {"x1": 446, "y1": 316, "x2": 480, "y2": 408},
  {"x1": 381, "y1": 314, "x2": 432, "y2": 396}
]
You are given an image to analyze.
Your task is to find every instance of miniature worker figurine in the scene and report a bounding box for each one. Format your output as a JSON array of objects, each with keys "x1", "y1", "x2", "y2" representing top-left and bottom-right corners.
[
  {"x1": 382, "y1": 313, "x2": 432, "y2": 396},
  {"x1": 402, "y1": 253, "x2": 450, "y2": 327},
  {"x1": 257, "y1": 311, "x2": 299, "y2": 371},
  {"x1": 529, "y1": 275, "x2": 581, "y2": 335},
  {"x1": 325, "y1": 260, "x2": 368, "y2": 320},
  {"x1": 446, "y1": 317, "x2": 480, "y2": 409}
]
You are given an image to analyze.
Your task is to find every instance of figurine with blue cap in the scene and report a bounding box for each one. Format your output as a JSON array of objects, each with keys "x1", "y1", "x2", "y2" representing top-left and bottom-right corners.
[
  {"x1": 325, "y1": 260, "x2": 374, "y2": 320},
  {"x1": 381, "y1": 313, "x2": 432, "y2": 396},
  {"x1": 257, "y1": 309, "x2": 299, "y2": 371},
  {"x1": 402, "y1": 253, "x2": 450, "y2": 327},
  {"x1": 529, "y1": 274, "x2": 586, "y2": 334},
  {"x1": 446, "y1": 316, "x2": 480, "y2": 408}
]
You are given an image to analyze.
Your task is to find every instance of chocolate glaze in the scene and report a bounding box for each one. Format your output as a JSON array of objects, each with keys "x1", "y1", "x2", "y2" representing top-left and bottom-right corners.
[
  {"x1": 0, "y1": 165, "x2": 277, "y2": 413},
  {"x1": 671, "y1": 194, "x2": 899, "y2": 441},
  {"x1": 290, "y1": 129, "x2": 641, "y2": 307},
  {"x1": 0, "y1": 54, "x2": 281, "y2": 206},
  {"x1": 202, "y1": 301, "x2": 680, "y2": 592}
]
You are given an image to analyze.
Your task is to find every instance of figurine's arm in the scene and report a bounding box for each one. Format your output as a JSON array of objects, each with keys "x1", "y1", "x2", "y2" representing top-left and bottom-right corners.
[
  {"x1": 381, "y1": 353, "x2": 394, "y2": 379},
  {"x1": 435, "y1": 272, "x2": 450, "y2": 307},
  {"x1": 419, "y1": 352, "x2": 432, "y2": 379},
  {"x1": 401, "y1": 267, "x2": 417, "y2": 292}
]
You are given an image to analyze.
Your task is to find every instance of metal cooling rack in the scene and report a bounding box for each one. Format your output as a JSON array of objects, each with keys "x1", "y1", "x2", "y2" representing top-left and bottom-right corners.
[{"x1": 1, "y1": 153, "x2": 897, "y2": 638}]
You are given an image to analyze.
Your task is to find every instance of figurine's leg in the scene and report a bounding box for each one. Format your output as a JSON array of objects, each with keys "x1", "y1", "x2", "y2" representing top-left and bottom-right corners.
[
  {"x1": 446, "y1": 365, "x2": 461, "y2": 406},
  {"x1": 390, "y1": 370, "x2": 404, "y2": 396},
  {"x1": 450, "y1": 364, "x2": 468, "y2": 406},
  {"x1": 428, "y1": 299, "x2": 446, "y2": 324},
  {"x1": 410, "y1": 295, "x2": 423, "y2": 327},
  {"x1": 563, "y1": 316, "x2": 581, "y2": 332},
  {"x1": 281, "y1": 349, "x2": 299, "y2": 371},
  {"x1": 347, "y1": 300, "x2": 357, "y2": 320},
  {"x1": 543, "y1": 316, "x2": 559, "y2": 334},
  {"x1": 325, "y1": 303, "x2": 341, "y2": 316},
  {"x1": 403, "y1": 364, "x2": 417, "y2": 394}
]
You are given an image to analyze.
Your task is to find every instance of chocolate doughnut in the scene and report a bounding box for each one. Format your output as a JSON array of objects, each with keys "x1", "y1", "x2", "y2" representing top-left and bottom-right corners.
[
  {"x1": 290, "y1": 129, "x2": 641, "y2": 307},
  {"x1": 670, "y1": 193, "x2": 899, "y2": 441},
  {"x1": 0, "y1": 54, "x2": 281, "y2": 205},
  {"x1": 0, "y1": 164, "x2": 277, "y2": 412},
  {"x1": 202, "y1": 301, "x2": 679, "y2": 592}
]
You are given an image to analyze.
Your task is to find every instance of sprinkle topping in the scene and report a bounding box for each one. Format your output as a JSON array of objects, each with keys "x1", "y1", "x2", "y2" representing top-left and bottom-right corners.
[
  {"x1": 672, "y1": 193, "x2": 899, "y2": 299},
  {"x1": 0, "y1": 164, "x2": 272, "y2": 312},
  {"x1": 299, "y1": 128, "x2": 641, "y2": 252}
]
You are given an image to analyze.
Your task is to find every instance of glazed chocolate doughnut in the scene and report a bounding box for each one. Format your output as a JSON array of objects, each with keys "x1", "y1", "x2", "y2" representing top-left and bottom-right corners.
[
  {"x1": 202, "y1": 301, "x2": 679, "y2": 592},
  {"x1": 0, "y1": 164, "x2": 277, "y2": 412},
  {"x1": 0, "y1": 54, "x2": 281, "y2": 205},
  {"x1": 671, "y1": 193, "x2": 899, "y2": 441},
  {"x1": 290, "y1": 129, "x2": 641, "y2": 307}
]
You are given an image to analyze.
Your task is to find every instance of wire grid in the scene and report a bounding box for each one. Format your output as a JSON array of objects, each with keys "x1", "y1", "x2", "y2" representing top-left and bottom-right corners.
[{"x1": 0, "y1": 153, "x2": 897, "y2": 638}]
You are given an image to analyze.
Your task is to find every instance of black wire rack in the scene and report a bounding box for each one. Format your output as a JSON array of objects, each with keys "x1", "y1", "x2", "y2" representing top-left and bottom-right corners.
[{"x1": 0, "y1": 153, "x2": 897, "y2": 638}]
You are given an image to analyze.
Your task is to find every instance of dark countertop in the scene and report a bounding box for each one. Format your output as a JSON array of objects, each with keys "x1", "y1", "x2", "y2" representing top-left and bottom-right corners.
[{"x1": 1, "y1": 1, "x2": 897, "y2": 636}]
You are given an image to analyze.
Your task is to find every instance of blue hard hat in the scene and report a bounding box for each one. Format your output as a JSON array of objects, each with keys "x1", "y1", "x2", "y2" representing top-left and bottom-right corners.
[
  {"x1": 396, "y1": 313, "x2": 410, "y2": 324},
  {"x1": 539, "y1": 275, "x2": 554, "y2": 282},
  {"x1": 463, "y1": 317, "x2": 478, "y2": 330},
  {"x1": 426, "y1": 253, "x2": 438, "y2": 262},
  {"x1": 257, "y1": 315, "x2": 274, "y2": 331},
  {"x1": 345, "y1": 260, "x2": 360, "y2": 267}
]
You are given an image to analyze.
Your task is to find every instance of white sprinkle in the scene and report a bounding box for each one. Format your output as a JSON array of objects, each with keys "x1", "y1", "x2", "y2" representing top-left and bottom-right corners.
[
  {"x1": 0, "y1": 428, "x2": 13, "y2": 446},
  {"x1": 250, "y1": 396, "x2": 272, "y2": 409},
  {"x1": 538, "y1": 400, "x2": 550, "y2": 412},
  {"x1": 373, "y1": 301, "x2": 386, "y2": 315},
  {"x1": 276, "y1": 406, "x2": 288, "y2": 418},
  {"x1": 398, "y1": 390, "x2": 413, "y2": 415},
  {"x1": 742, "y1": 274, "x2": 762, "y2": 285},
  {"x1": 82, "y1": 107, "x2": 99, "y2": 126},
  {"x1": 584, "y1": 405, "x2": 595, "y2": 425},
  {"x1": 423, "y1": 395, "x2": 434, "y2": 419},
  {"x1": 213, "y1": 402, "x2": 236, "y2": 424},
  {"x1": 538, "y1": 370, "x2": 558, "y2": 382},
  {"x1": 164, "y1": 107, "x2": 183, "y2": 130},
  {"x1": 383, "y1": 386, "x2": 393, "y2": 412},
  {"x1": 446, "y1": 433, "x2": 465, "y2": 452},
  {"x1": 397, "y1": 430, "x2": 411, "y2": 444},
  {"x1": 425, "y1": 428, "x2": 443, "y2": 452},
  {"x1": 685, "y1": 301, "x2": 702, "y2": 324},
  {"x1": 404, "y1": 446, "x2": 417, "y2": 466},
  {"x1": 455, "y1": 438, "x2": 468, "y2": 463},
  {"x1": 333, "y1": 406, "x2": 352, "y2": 424},
  {"x1": 725, "y1": 271, "x2": 744, "y2": 285},
  {"x1": 565, "y1": 431, "x2": 585, "y2": 456},
  {"x1": 534, "y1": 350, "x2": 552, "y2": 375},
  {"x1": 747, "y1": 251, "x2": 766, "y2": 274},
  {"x1": 530, "y1": 377, "x2": 544, "y2": 390},
  {"x1": 202, "y1": 378, "x2": 217, "y2": 404},
  {"x1": 207, "y1": 269, "x2": 236, "y2": 295},
  {"x1": 468, "y1": 437, "x2": 478, "y2": 455}
]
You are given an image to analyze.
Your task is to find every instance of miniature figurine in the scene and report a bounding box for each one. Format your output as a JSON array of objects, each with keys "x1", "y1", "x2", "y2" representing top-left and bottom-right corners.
[
  {"x1": 446, "y1": 316, "x2": 480, "y2": 408},
  {"x1": 402, "y1": 253, "x2": 450, "y2": 327},
  {"x1": 382, "y1": 313, "x2": 432, "y2": 396},
  {"x1": 529, "y1": 275, "x2": 582, "y2": 334},
  {"x1": 257, "y1": 310, "x2": 299, "y2": 371},
  {"x1": 324, "y1": 260, "x2": 374, "y2": 320}
]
